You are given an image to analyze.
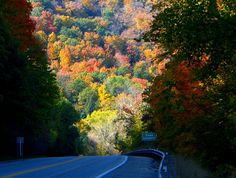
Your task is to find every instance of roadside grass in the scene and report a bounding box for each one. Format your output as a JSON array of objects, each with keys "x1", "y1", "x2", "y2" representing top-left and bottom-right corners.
[{"x1": 174, "y1": 155, "x2": 213, "y2": 178}]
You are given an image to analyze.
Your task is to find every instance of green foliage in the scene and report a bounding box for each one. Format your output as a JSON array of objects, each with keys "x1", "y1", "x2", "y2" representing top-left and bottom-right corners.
[
  {"x1": 66, "y1": 78, "x2": 87, "y2": 103},
  {"x1": 116, "y1": 66, "x2": 130, "y2": 76},
  {"x1": 133, "y1": 61, "x2": 151, "y2": 80},
  {"x1": 49, "y1": 99, "x2": 79, "y2": 155},
  {"x1": 75, "y1": 18, "x2": 98, "y2": 32},
  {"x1": 0, "y1": 0, "x2": 80, "y2": 158},
  {"x1": 31, "y1": 6, "x2": 44, "y2": 16},
  {"x1": 105, "y1": 76, "x2": 132, "y2": 96},
  {"x1": 59, "y1": 26, "x2": 82, "y2": 39},
  {"x1": 65, "y1": 38, "x2": 79, "y2": 46},
  {"x1": 144, "y1": 0, "x2": 236, "y2": 175},
  {"x1": 145, "y1": 0, "x2": 236, "y2": 73},
  {"x1": 29, "y1": 0, "x2": 40, "y2": 2},
  {"x1": 0, "y1": 15, "x2": 27, "y2": 156},
  {"x1": 91, "y1": 72, "x2": 107, "y2": 83},
  {"x1": 102, "y1": 8, "x2": 114, "y2": 22},
  {"x1": 41, "y1": 0, "x2": 54, "y2": 10},
  {"x1": 54, "y1": 16, "x2": 75, "y2": 30},
  {"x1": 76, "y1": 87, "x2": 99, "y2": 118}
]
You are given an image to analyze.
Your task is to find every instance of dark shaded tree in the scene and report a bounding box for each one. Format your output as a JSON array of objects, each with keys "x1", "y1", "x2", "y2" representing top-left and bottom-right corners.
[
  {"x1": 144, "y1": 0, "x2": 236, "y2": 175},
  {"x1": 0, "y1": 0, "x2": 80, "y2": 158}
]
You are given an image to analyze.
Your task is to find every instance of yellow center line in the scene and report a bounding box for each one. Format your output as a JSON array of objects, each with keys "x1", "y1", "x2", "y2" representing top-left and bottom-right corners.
[{"x1": 2, "y1": 157, "x2": 83, "y2": 178}]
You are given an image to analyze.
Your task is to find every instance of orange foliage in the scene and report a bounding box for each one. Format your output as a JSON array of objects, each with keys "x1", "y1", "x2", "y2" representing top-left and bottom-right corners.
[
  {"x1": 172, "y1": 62, "x2": 205, "y2": 121},
  {"x1": 59, "y1": 46, "x2": 71, "y2": 71},
  {"x1": 100, "y1": 67, "x2": 108, "y2": 73},
  {"x1": 50, "y1": 60, "x2": 60, "y2": 71},
  {"x1": 47, "y1": 43, "x2": 58, "y2": 60},
  {"x1": 92, "y1": 46, "x2": 105, "y2": 58},
  {"x1": 157, "y1": 59, "x2": 168, "y2": 74},
  {"x1": 31, "y1": 2, "x2": 42, "y2": 8},
  {"x1": 71, "y1": 61, "x2": 87, "y2": 74},
  {"x1": 132, "y1": 78, "x2": 148, "y2": 88},
  {"x1": 148, "y1": 61, "x2": 207, "y2": 126},
  {"x1": 84, "y1": 32, "x2": 100, "y2": 45},
  {"x1": 124, "y1": 0, "x2": 133, "y2": 6}
]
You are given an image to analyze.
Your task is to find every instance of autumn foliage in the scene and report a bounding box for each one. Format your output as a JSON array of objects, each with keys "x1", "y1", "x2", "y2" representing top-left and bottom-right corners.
[
  {"x1": 28, "y1": 0, "x2": 160, "y2": 155},
  {"x1": 4, "y1": 0, "x2": 36, "y2": 50},
  {"x1": 145, "y1": 0, "x2": 236, "y2": 175}
]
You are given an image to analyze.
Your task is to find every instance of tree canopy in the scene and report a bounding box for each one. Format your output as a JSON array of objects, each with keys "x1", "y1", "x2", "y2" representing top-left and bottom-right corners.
[{"x1": 144, "y1": 0, "x2": 236, "y2": 176}]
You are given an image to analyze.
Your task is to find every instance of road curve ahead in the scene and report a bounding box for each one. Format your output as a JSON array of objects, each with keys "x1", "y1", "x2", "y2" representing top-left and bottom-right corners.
[{"x1": 0, "y1": 156, "x2": 158, "y2": 178}]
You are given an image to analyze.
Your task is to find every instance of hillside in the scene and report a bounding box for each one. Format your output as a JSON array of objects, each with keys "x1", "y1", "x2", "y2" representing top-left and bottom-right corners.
[{"x1": 29, "y1": 0, "x2": 161, "y2": 154}]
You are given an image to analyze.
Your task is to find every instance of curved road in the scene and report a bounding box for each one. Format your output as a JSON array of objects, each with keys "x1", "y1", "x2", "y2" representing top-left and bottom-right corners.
[{"x1": 0, "y1": 156, "x2": 158, "y2": 178}]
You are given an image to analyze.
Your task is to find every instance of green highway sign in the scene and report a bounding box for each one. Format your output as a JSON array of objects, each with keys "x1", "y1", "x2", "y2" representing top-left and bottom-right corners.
[{"x1": 141, "y1": 132, "x2": 157, "y2": 141}]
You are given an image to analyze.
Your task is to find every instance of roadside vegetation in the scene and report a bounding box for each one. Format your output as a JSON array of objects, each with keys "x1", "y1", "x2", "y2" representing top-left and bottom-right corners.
[{"x1": 144, "y1": 0, "x2": 236, "y2": 176}]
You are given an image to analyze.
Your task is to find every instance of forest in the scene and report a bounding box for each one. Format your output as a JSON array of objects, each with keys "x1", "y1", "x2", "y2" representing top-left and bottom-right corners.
[
  {"x1": 29, "y1": 0, "x2": 161, "y2": 155},
  {"x1": 0, "y1": 0, "x2": 235, "y2": 177}
]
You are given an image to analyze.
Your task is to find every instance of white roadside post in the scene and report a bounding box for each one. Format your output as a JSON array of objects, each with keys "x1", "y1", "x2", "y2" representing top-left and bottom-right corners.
[{"x1": 16, "y1": 137, "x2": 24, "y2": 158}]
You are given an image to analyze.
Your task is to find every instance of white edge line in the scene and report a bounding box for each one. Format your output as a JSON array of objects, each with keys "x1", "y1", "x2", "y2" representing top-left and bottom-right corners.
[{"x1": 96, "y1": 156, "x2": 128, "y2": 178}]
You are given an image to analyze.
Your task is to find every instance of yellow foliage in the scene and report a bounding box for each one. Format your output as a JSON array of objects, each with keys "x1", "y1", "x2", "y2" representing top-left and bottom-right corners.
[
  {"x1": 98, "y1": 84, "x2": 115, "y2": 109},
  {"x1": 76, "y1": 109, "x2": 118, "y2": 132},
  {"x1": 59, "y1": 15, "x2": 75, "y2": 22},
  {"x1": 139, "y1": 45, "x2": 147, "y2": 52},
  {"x1": 98, "y1": 84, "x2": 110, "y2": 102},
  {"x1": 143, "y1": 49, "x2": 157, "y2": 60},
  {"x1": 104, "y1": 35, "x2": 119, "y2": 46},
  {"x1": 35, "y1": 30, "x2": 47, "y2": 43},
  {"x1": 55, "y1": 6, "x2": 66, "y2": 14},
  {"x1": 90, "y1": 82, "x2": 98, "y2": 90},
  {"x1": 74, "y1": 119, "x2": 89, "y2": 134},
  {"x1": 82, "y1": 75, "x2": 94, "y2": 85},
  {"x1": 212, "y1": 76, "x2": 225, "y2": 85},
  {"x1": 145, "y1": 0, "x2": 158, "y2": 6},
  {"x1": 59, "y1": 45, "x2": 71, "y2": 69},
  {"x1": 48, "y1": 32, "x2": 57, "y2": 43}
]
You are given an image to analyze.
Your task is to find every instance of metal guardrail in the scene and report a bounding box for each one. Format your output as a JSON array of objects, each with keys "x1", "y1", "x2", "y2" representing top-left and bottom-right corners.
[{"x1": 124, "y1": 149, "x2": 166, "y2": 178}]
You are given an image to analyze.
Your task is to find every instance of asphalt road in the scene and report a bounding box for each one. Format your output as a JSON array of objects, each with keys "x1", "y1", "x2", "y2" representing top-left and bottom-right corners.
[{"x1": 0, "y1": 156, "x2": 159, "y2": 178}]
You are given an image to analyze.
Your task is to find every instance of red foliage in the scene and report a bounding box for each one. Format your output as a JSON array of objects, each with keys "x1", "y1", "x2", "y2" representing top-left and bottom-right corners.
[
  {"x1": 148, "y1": 61, "x2": 207, "y2": 126},
  {"x1": 172, "y1": 62, "x2": 205, "y2": 122},
  {"x1": 41, "y1": 11, "x2": 57, "y2": 33},
  {"x1": 34, "y1": 11, "x2": 57, "y2": 33},
  {"x1": 174, "y1": 62, "x2": 203, "y2": 97},
  {"x1": 127, "y1": 45, "x2": 134, "y2": 54},
  {"x1": 86, "y1": 58, "x2": 101, "y2": 73},
  {"x1": 115, "y1": 53, "x2": 130, "y2": 66},
  {"x1": 5, "y1": 0, "x2": 36, "y2": 50}
]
